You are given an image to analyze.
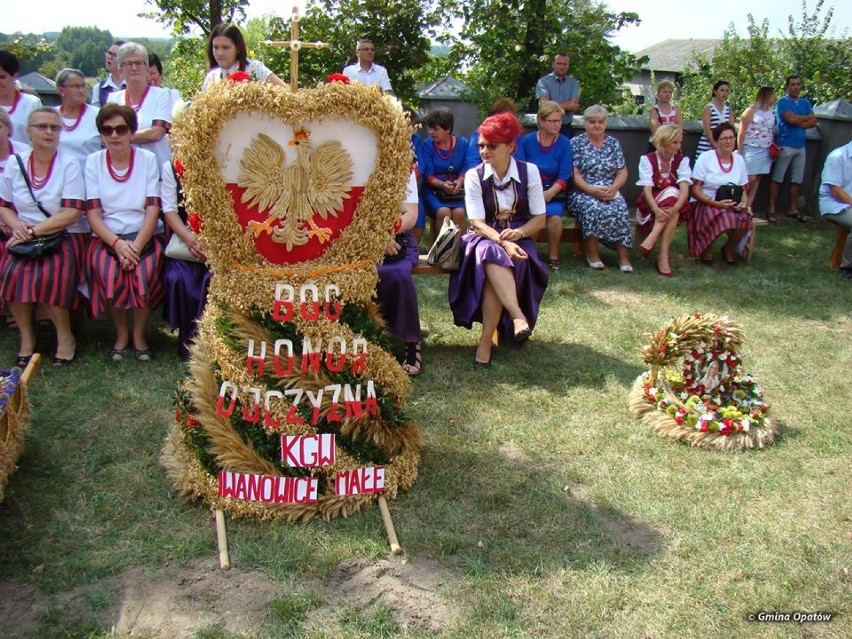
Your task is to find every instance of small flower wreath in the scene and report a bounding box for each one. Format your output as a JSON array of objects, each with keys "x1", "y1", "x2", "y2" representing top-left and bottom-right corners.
[{"x1": 629, "y1": 314, "x2": 777, "y2": 450}]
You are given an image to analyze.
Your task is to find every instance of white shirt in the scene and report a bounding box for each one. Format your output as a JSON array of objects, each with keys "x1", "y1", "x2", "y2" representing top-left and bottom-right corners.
[
  {"x1": 0, "y1": 140, "x2": 31, "y2": 174},
  {"x1": 342, "y1": 63, "x2": 392, "y2": 93},
  {"x1": 692, "y1": 150, "x2": 748, "y2": 199},
  {"x1": 464, "y1": 158, "x2": 545, "y2": 221},
  {"x1": 3, "y1": 91, "x2": 42, "y2": 145},
  {"x1": 0, "y1": 149, "x2": 84, "y2": 226},
  {"x1": 107, "y1": 87, "x2": 172, "y2": 173},
  {"x1": 201, "y1": 59, "x2": 274, "y2": 91},
  {"x1": 85, "y1": 148, "x2": 160, "y2": 234},
  {"x1": 90, "y1": 75, "x2": 125, "y2": 106},
  {"x1": 55, "y1": 104, "x2": 101, "y2": 174},
  {"x1": 636, "y1": 153, "x2": 692, "y2": 186}
]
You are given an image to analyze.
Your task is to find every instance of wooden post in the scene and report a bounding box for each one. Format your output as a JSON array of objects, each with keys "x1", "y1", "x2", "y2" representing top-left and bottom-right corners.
[
  {"x1": 377, "y1": 495, "x2": 402, "y2": 554},
  {"x1": 215, "y1": 509, "x2": 231, "y2": 570}
]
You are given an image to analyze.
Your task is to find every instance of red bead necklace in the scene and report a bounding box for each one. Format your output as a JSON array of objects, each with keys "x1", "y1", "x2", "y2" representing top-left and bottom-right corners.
[
  {"x1": 434, "y1": 136, "x2": 455, "y2": 160},
  {"x1": 60, "y1": 103, "x2": 87, "y2": 132},
  {"x1": 28, "y1": 152, "x2": 57, "y2": 190},
  {"x1": 124, "y1": 85, "x2": 150, "y2": 113},
  {"x1": 715, "y1": 150, "x2": 733, "y2": 174},
  {"x1": 106, "y1": 148, "x2": 135, "y2": 183}
]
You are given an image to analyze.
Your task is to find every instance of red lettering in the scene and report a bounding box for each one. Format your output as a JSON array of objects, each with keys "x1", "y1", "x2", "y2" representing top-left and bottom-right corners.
[
  {"x1": 263, "y1": 409, "x2": 282, "y2": 428},
  {"x1": 285, "y1": 404, "x2": 305, "y2": 425},
  {"x1": 216, "y1": 394, "x2": 236, "y2": 418},
  {"x1": 242, "y1": 402, "x2": 260, "y2": 423},
  {"x1": 365, "y1": 395, "x2": 379, "y2": 416},
  {"x1": 272, "y1": 300, "x2": 294, "y2": 322},
  {"x1": 235, "y1": 473, "x2": 247, "y2": 500},
  {"x1": 350, "y1": 353, "x2": 367, "y2": 374},
  {"x1": 301, "y1": 351, "x2": 322, "y2": 373},
  {"x1": 281, "y1": 436, "x2": 299, "y2": 466},
  {"x1": 325, "y1": 351, "x2": 346, "y2": 373},
  {"x1": 327, "y1": 403, "x2": 343, "y2": 422},
  {"x1": 273, "y1": 355, "x2": 294, "y2": 376},
  {"x1": 300, "y1": 301, "x2": 320, "y2": 321},
  {"x1": 299, "y1": 434, "x2": 319, "y2": 466},
  {"x1": 324, "y1": 301, "x2": 342, "y2": 321}
]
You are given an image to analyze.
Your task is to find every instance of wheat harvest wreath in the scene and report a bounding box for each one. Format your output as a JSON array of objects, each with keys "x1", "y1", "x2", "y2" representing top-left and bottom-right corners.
[
  {"x1": 160, "y1": 79, "x2": 421, "y2": 522},
  {"x1": 629, "y1": 313, "x2": 778, "y2": 450}
]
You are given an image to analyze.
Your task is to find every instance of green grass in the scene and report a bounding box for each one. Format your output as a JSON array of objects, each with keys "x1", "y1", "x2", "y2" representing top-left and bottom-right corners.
[{"x1": 0, "y1": 220, "x2": 850, "y2": 638}]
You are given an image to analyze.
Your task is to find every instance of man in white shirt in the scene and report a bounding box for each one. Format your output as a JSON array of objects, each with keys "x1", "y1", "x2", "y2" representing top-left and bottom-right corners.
[
  {"x1": 90, "y1": 41, "x2": 125, "y2": 107},
  {"x1": 342, "y1": 39, "x2": 393, "y2": 94}
]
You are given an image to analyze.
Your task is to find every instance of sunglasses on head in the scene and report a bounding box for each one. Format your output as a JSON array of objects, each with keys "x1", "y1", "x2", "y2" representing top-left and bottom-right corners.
[
  {"x1": 477, "y1": 142, "x2": 499, "y2": 150},
  {"x1": 100, "y1": 124, "x2": 131, "y2": 136}
]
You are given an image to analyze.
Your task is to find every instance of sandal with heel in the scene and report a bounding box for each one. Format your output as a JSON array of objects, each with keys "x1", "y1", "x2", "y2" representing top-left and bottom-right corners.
[{"x1": 401, "y1": 341, "x2": 422, "y2": 376}]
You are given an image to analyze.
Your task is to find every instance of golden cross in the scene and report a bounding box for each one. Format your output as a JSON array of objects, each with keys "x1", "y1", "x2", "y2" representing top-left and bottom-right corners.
[{"x1": 263, "y1": 7, "x2": 329, "y2": 91}]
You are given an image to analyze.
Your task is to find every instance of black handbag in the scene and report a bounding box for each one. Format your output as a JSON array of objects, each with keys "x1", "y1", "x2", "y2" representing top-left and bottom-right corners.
[
  {"x1": 432, "y1": 187, "x2": 465, "y2": 204},
  {"x1": 6, "y1": 154, "x2": 67, "y2": 260},
  {"x1": 382, "y1": 233, "x2": 410, "y2": 264},
  {"x1": 715, "y1": 183, "x2": 744, "y2": 203}
]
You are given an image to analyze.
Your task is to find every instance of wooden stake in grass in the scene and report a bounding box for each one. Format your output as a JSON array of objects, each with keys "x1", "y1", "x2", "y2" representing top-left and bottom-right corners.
[
  {"x1": 215, "y1": 509, "x2": 231, "y2": 570},
  {"x1": 378, "y1": 495, "x2": 402, "y2": 554}
]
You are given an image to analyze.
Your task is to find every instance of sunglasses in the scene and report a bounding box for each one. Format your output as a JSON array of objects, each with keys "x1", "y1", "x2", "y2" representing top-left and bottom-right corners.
[
  {"x1": 477, "y1": 143, "x2": 499, "y2": 150},
  {"x1": 30, "y1": 123, "x2": 61, "y2": 132},
  {"x1": 100, "y1": 124, "x2": 131, "y2": 136}
]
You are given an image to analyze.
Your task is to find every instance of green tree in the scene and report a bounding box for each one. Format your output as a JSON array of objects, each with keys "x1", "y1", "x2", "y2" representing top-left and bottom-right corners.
[
  {"x1": 438, "y1": 0, "x2": 644, "y2": 114},
  {"x1": 53, "y1": 26, "x2": 113, "y2": 76},
  {"x1": 142, "y1": 0, "x2": 248, "y2": 36},
  {"x1": 0, "y1": 33, "x2": 55, "y2": 75},
  {"x1": 679, "y1": 0, "x2": 851, "y2": 121}
]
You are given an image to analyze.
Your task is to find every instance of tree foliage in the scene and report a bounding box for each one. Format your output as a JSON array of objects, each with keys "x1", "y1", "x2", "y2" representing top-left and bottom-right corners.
[
  {"x1": 679, "y1": 0, "x2": 851, "y2": 120},
  {"x1": 437, "y1": 0, "x2": 645, "y2": 115},
  {"x1": 53, "y1": 27, "x2": 114, "y2": 77},
  {"x1": 141, "y1": 0, "x2": 248, "y2": 36},
  {"x1": 0, "y1": 33, "x2": 55, "y2": 75}
]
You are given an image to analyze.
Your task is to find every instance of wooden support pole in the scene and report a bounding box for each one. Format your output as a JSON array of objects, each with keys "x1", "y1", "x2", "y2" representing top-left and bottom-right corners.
[
  {"x1": 377, "y1": 495, "x2": 402, "y2": 554},
  {"x1": 215, "y1": 509, "x2": 231, "y2": 570}
]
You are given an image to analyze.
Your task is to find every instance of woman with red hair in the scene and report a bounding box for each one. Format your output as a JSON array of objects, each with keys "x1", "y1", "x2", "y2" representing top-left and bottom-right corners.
[{"x1": 449, "y1": 113, "x2": 548, "y2": 369}]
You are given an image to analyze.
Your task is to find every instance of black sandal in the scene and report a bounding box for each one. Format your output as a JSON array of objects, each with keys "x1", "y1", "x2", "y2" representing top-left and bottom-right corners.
[
  {"x1": 16, "y1": 354, "x2": 33, "y2": 368},
  {"x1": 402, "y1": 341, "x2": 422, "y2": 376}
]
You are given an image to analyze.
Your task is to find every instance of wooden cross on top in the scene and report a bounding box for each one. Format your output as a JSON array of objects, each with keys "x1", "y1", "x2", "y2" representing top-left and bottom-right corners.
[{"x1": 263, "y1": 7, "x2": 329, "y2": 91}]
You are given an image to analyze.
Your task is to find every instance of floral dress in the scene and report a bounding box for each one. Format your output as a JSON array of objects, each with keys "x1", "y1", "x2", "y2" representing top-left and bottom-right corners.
[{"x1": 566, "y1": 134, "x2": 631, "y2": 247}]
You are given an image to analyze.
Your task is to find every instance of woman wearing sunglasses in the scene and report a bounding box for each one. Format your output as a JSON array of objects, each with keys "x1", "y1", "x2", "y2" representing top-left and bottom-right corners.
[
  {"x1": 106, "y1": 43, "x2": 172, "y2": 172},
  {"x1": 0, "y1": 107, "x2": 85, "y2": 367},
  {"x1": 448, "y1": 112, "x2": 548, "y2": 369},
  {"x1": 85, "y1": 104, "x2": 164, "y2": 361}
]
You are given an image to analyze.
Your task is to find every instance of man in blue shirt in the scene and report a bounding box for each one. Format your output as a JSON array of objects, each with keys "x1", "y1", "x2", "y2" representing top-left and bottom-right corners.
[
  {"x1": 535, "y1": 53, "x2": 580, "y2": 138},
  {"x1": 769, "y1": 75, "x2": 818, "y2": 222},
  {"x1": 90, "y1": 41, "x2": 125, "y2": 107},
  {"x1": 819, "y1": 140, "x2": 852, "y2": 278}
]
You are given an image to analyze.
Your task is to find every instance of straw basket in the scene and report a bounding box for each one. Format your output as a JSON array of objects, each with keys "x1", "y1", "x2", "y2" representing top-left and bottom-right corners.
[{"x1": 0, "y1": 354, "x2": 41, "y2": 502}]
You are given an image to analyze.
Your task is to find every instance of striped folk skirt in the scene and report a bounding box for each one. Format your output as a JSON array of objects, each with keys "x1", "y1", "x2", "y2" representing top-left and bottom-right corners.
[
  {"x1": 0, "y1": 235, "x2": 78, "y2": 308},
  {"x1": 687, "y1": 203, "x2": 753, "y2": 257},
  {"x1": 87, "y1": 234, "x2": 166, "y2": 318}
]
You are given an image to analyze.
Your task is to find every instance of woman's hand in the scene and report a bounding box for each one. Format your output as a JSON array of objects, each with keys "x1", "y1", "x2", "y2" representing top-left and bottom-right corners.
[
  {"x1": 384, "y1": 236, "x2": 402, "y2": 257},
  {"x1": 7, "y1": 219, "x2": 33, "y2": 244},
  {"x1": 500, "y1": 239, "x2": 528, "y2": 261},
  {"x1": 114, "y1": 238, "x2": 140, "y2": 270},
  {"x1": 600, "y1": 184, "x2": 620, "y2": 201},
  {"x1": 716, "y1": 199, "x2": 736, "y2": 210},
  {"x1": 188, "y1": 235, "x2": 207, "y2": 262},
  {"x1": 499, "y1": 228, "x2": 524, "y2": 243},
  {"x1": 655, "y1": 206, "x2": 672, "y2": 223}
]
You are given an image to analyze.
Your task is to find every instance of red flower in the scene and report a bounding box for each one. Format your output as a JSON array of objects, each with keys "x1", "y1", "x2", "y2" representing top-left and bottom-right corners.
[
  {"x1": 186, "y1": 415, "x2": 200, "y2": 429},
  {"x1": 326, "y1": 72, "x2": 350, "y2": 84},
  {"x1": 174, "y1": 158, "x2": 185, "y2": 179},
  {"x1": 174, "y1": 409, "x2": 182, "y2": 422},
  {"x1": 674, "y1": 415, "x2": 684, "y2": 425},
  {"x1": 227, "y1": 71, "x2": 251, "y2": 83},
  {"x1": 187, "y1": 212, "x2": 202, "y2": 234},
  {"x1": 700, "y1": 423, "x2": 709, "y2": 432},
  {"x1": 720, "y1": 419, "x2": 734, "y2": 436}
]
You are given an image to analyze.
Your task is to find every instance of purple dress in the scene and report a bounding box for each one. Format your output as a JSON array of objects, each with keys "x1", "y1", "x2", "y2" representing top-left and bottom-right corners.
[
  {"x1": 448, "y1": 162, "x2": 549, "y2": 343},
  {"x1": 376, "y1": 231, "x2": 421, "y2": 342}
]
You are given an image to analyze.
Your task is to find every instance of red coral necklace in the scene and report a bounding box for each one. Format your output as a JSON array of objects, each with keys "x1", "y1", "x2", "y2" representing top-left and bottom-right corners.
[
  {"x1": 28, "y1": 152, "x2": 57, "y2": 190},
  {"x1": 60, "y1": 104, "x2": 87, "y2": 132},
  {"x1": 106, "y1": 148, "x2": 135, "y2": 183},
  {"x1": 715, "y1": 151, "x2": 733, "y2": 174},
  {"x1": 124, "y1": 86, "x2": 150, "y2": 113}
]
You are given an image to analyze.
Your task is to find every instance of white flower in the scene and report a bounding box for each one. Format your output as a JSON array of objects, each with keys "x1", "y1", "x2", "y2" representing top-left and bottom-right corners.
[
  {"x1": 741, "y1": 417, "x2": 751, "y2": 432},
  {"x1": 679, "y1": 392, "x2": 688, "y2": 401}
]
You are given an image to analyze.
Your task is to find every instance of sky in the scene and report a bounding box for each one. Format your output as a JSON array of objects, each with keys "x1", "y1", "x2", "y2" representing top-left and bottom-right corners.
[{"x1": 3, "y1": 0, "x2": 850, "y2": 53}]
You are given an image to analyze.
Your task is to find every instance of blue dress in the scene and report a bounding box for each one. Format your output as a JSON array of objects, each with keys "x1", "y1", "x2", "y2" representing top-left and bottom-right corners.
[
  {"x1": 516, "y1": 132, "x2": 573, "y2": 217},
  {"x1": 448, "y1": 161, "x2": 549, "y2": 343},
  {"x1": 566, "y1": 134, "x2": 632, "y2": 248},
  {"x1": 421, "y1": 136, "x2": 469, "y2": 216}
]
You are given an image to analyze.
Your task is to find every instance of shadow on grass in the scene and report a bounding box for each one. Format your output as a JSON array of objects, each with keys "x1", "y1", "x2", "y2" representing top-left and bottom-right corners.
[{"x1": 397, "y1": 440, "x2": 663, "y2": 577}]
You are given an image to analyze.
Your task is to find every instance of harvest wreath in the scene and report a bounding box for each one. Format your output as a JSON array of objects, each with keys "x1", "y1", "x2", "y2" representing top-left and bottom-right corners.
[
  {"x1": 629, "y1": 314, "x2": 777, "y2": 450},
  {"x1": 160, "y1": 79, "x2": 421, "y2": 521}
]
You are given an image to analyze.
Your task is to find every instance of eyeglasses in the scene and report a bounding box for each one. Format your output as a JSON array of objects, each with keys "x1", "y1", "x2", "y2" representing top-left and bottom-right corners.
[
  {"x1": 541, "y1": 118, "x2": 562, "y2": 124},
  {"x1": 121, "y1": 60, "x2": 148, "y2": 69},
  {"x1": 30, "y1": 123, "x2": 61, "y2": 132},
  {"x1": 477, "y1": 142, "x2": 499, "y2": 150},
  {"x1": 717, "y1": 135, "x2": 736, "y2": 142},
  {"x1": 64, "y1": 83, "x2": 86, "y2": 90},
  {"x1": 100, "y1": 124, "x2": 131, "y2": 136}
]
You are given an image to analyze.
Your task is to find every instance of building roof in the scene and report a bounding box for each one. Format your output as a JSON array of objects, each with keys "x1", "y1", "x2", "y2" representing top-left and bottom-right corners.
[
  {"x1": 814, "y1": 98, "x2": 852, "y2": 120},
  {"x1": 19, "y1": 72, "x2": 58, "y2": 94},
  {"x1": 417, "y1": 76, "x2": 472, "y2": 100},
  {"x1": 634, "y1": 39, "x2": 720, "y2": 73}
]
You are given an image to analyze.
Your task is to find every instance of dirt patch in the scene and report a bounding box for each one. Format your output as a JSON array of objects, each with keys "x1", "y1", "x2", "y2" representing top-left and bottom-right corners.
[
  {"x1": 0, "y1": 555, "x2": 458, "y2": 637},
  {"x1": 498, "y1": 441, "x2": 530, "y2": 463},
  {"x1": 327, "y1": 555, "x2": 458, "y2": 634}
]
